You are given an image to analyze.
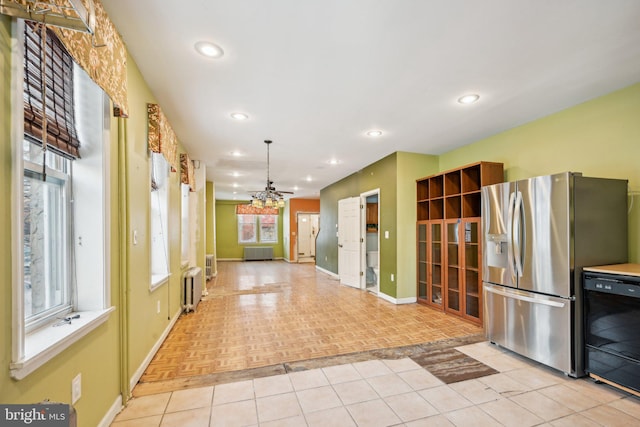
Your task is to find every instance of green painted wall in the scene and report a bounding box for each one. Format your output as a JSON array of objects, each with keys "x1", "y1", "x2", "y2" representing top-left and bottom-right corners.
[
  {"x1": 316, "y1": 167, "x2": 366, "y2": 274},
  {"x1": 0, "y1": 16, "x2": 120, "y2": 426},
  {"x1": 317, "y1": 85, "x2": 640, "y2": 300},
  {"x1": 215, "y1": 200, "x2": 285, "y2": 259},
  {"x1": 123, "y1": 53, "x2": 185, "y2": 388},
  {"x1": 439, "y1": 83, "x2": 640, "y2": 263},
  {"x1": 316, "y1": 152, "x2": 437, "y2": 299},
  {"x1": 396, "y1": 152, "x2": 440, "y2": 299},
  {"x1": 360, "y1": 154, "x2": 398, "y2": 297}
]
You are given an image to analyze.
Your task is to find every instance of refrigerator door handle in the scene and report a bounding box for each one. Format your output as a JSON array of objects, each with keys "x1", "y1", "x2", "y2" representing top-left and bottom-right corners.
[
  {"x1": 485, "y1": 285, "x2": 566, "y2": 308},
  {"x1": 507, "y1": 191, "x2": 517, "y2": 282},
  {"x1": 513, "y1": 191, "x2": 524, "y2": 278}
]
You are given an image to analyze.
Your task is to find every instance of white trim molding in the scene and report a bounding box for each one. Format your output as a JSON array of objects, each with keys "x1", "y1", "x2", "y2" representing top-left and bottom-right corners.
[
  {"x1": 129, "y1": 309, "x2": 182, "y2": 391},
  {"x1": 97, "y1": 395, "x2": 123, "y2": 427},
  {"x1": 377, "y1": 292, "x2": 417, "y2": 305},
  {"x1": 315, "y1": 265, "x2": 339, "y2": 279}
]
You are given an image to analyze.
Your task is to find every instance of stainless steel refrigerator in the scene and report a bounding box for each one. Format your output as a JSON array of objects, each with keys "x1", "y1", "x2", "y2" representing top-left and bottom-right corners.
[{"x1": 482, "y1": 172, "x2": 627, "y2": 377}]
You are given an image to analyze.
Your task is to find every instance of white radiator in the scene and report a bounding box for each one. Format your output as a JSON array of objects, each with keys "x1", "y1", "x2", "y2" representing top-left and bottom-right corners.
[
  {"x1": 205, "y1": 254, "x2": 214, "y2": 280},
  {"x1": 183, "y1": 267, "x2": 202, "y2": 312},
  {"x1": 244, "y1": 246, "x2": 274, "y2": 261}
]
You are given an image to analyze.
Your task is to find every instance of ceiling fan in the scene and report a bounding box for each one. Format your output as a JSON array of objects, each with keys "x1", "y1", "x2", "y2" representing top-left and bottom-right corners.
[{"x1": 248, "y1": 140, "x2": 293, "y2": 208}]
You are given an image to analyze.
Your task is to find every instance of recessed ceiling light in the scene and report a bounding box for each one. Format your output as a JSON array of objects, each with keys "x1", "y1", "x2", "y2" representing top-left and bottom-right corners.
[
  {"x1": 293, "y1": 186, "x2": 299, "y2": 191},
  {"x1": 305, "y1": 176, "x2": 313, "y2": 182},
  {"x1": 230, "y1": 171, "x2": 240, "y2": 177},
  {"x1": 230, "y1": 150, "x2": 242, "y2": 157},
  {"x1": 232, "y1": 183, "x2": 238, "y2": 188},
  {"x1": 366, "y1": 130, "x2": 383, "y2": 137},
  {"x1": 194, "y1": 41, "x2": 224, "y2": 58},
  {"x1": 458, "y1": 94, "x2": 480, "y2": 104},
  {"x1": 328, "y1": 159, "x2": 340, "y2": 165},
  {"x1": 230, "y1": 112, "x2": 248, "y2": 120}
]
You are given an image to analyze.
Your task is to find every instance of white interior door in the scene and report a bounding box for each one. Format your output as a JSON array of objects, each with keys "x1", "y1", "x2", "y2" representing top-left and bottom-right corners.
[
  {"x1": 297, "y1": 213, "x2": 319, "y2": 262},
  {"x1": 297, "y1": 214, "x2": 312, "y2": 259},
  {"x1": 338, "y1": 197, "x2": 361, "y2": 288}
]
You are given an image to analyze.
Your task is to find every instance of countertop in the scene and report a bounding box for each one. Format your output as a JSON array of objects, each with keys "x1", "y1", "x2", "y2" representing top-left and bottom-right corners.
[{"x1": 583, "y1": 263, "x2": 640, "y2": 277}]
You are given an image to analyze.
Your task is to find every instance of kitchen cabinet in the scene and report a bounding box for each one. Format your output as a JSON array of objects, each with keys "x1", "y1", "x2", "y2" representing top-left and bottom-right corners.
[{"x1": 416, "y1": 161, "x2": 503, "y2": 324}]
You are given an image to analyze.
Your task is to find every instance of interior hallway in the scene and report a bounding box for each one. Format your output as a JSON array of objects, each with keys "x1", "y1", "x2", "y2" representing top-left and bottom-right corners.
[{"x1": 136, "y1": 261, "x2": 481, "y2": 395}]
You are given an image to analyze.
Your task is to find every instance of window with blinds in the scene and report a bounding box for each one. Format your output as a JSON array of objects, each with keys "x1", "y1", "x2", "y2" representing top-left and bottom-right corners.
[
  {"x1": 23, "y1": 21, "x2": 81, "y2": 159},
  {"x1": 12, "y1": 19, "x2": 112, "y2": 379}
]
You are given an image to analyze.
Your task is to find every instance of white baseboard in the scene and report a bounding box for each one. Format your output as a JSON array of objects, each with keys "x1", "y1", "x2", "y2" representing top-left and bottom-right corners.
[
  {"x1": 377, "y1": 292, "x2": 417, "y2": 305},
  {"x1": 97, "y1": 395, "x2": 123, "y2": 427},
  {"x1": 217, "y1": 258, "x2": 243, "y2": 261},
  {"x1": 129, "y1": 309, "x2": 181, "y2": 391},
  {"x1": 315, "y1": 265, "x2": 339, "y2": 279}
]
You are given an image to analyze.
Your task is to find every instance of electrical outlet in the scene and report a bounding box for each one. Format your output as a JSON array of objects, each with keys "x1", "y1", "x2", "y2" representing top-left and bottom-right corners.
[
  {"x1": 385, "y1": 231, "x2": 389, "y2": 239},
  {"x1": 71, "y1": 373, "x2": 81, "y2": 404},
  {"x1": 133, "y1": 230, "x2": 138, "y2": 245},
  {"x1": 157, "y1": 300, "x2": 160, "y2": 314},
  {"x1": 391, "y1": 273, "x2": 395, "y2": 282}
]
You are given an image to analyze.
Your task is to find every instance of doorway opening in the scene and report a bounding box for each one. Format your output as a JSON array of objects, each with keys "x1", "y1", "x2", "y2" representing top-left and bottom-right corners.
[
  {"x1": 361, "y1": 189, "x2": 380, "y2": 294},
  {"x1": 297, "y1": 212, "x2": 319, "y2": 263}
]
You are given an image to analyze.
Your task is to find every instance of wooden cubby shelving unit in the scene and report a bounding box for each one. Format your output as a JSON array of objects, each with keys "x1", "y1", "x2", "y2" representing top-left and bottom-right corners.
[{"x1": 416, "y1": 161, "x2": 503, "y2": 324}]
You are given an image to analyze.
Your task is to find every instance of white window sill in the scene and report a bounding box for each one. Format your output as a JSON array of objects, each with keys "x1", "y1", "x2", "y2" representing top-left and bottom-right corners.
[
  {"x1": 150, "y1": 273, "x2": 170, "y2": 292},
  {"x1": 181, "y1": 260, "x2": 190, "y2": 269},
  {"x1": 10, "y1": 307, "x2": 115, "y2": 380}
]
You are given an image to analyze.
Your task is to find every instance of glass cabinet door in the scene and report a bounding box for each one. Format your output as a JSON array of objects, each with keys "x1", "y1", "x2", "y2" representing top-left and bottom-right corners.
[
  {"x1": 417, "y1": 223, "x2": 427, "y2": 302},
  {"x1": 446, "y1": 220, "x2": 461, "y2": 313},
  {"x1": 428, "y1": 221, "x2": 443, "y2": 306},
  {"x1": 463, "y1": 219, "x2": 481, "y2": 320}
]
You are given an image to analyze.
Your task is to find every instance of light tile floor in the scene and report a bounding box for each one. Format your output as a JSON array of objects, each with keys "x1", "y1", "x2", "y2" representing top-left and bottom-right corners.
[{"x1": 112, "y1": 341, "x2": 640, "y2": 426}]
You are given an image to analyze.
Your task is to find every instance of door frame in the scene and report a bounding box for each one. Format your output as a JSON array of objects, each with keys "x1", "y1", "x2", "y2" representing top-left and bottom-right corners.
[
  {"x1": 296, "y1": 211, "x2": 319, "y2": 263},
  {"x1": 360, "y1": 188, "x2": 380, "y2": 293}
]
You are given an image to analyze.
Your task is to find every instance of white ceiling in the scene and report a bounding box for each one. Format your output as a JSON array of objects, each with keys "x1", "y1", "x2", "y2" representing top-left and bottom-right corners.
[{"x1": 101, "y1": 0, "x2": 640, "y2": 200}]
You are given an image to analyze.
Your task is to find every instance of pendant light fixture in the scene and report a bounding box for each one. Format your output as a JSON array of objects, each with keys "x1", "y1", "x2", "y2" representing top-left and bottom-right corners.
[{"x1": 248, "y1": 140, "x2": 293, "y2": 209}]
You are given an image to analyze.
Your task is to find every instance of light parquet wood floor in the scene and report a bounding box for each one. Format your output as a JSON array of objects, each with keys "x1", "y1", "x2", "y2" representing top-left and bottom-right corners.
[{"x1": 139, "y1": 261, "x2": 482, "y2": 387}]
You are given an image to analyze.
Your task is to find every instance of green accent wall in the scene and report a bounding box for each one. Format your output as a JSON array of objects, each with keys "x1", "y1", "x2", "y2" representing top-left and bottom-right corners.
[
  {"x1": 316, "y1": 152, "x2": 437, "y2": 299},
  {"x1": 439, "y1": 83, "x2": 640, "y2": 263},
  {"x1": 317, "y1": 84, "x2": 640, "y2": 299},
  {"x1": 396, "y1": 152, "x2": 440, "y2": 298},
  {"x1": 215, "y1": 200, "x2": 285, "y2": 259},
  {"x1": 123, "y1": 53, "x2": 185, "y2": 390}
]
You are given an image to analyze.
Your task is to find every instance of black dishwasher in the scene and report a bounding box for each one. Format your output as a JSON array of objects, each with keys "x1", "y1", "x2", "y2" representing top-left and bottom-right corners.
[{"x1": 584, "y1": 271, "x2": 640, "y2": 392}]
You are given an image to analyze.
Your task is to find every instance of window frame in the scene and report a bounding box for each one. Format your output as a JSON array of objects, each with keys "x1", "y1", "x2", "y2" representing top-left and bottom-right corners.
[
  {"x1": 150, "y1": 151, "x2": 171, "y2": 290},
  {"x1": 237, "y1": 214, "x2": 258, "y2": 244},
  {"x1": 180, "y1": 182, "x2": 190, "y2": 267},
  {"x1": 22, "y1": 155, "x2": 73, "y2": 332},
  {"x1": 258, "y1": 214, "x2": 278, "y2": 244},
  {"x1": 237, "y1": 213, "x2": 279, "y2": 244},
  {"x1": 10, "y1": 19, "x2": 114, "y2": 380}
]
